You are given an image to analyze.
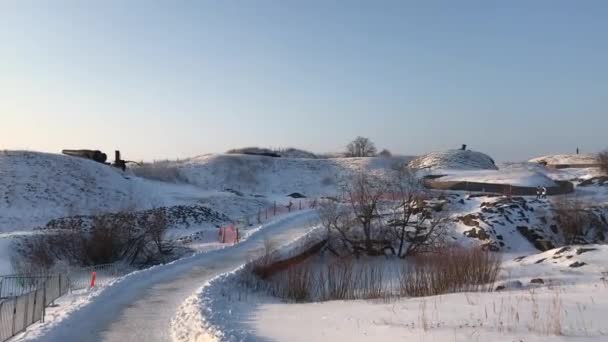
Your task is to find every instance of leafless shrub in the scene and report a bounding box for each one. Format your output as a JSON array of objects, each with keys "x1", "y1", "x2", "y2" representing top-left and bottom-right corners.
[
  {"x1": 320, "y1": 259, "x2": 356, "y2": 300},
  {"x1": 273, "y1": 265, "x2": 315, "y2": 302},
  {"x1": 251, "y1": 246, "x2": 499, "y2": 302},
  {"x1": 11, "y1": 209, "x2": 170, "y2": 273},
  {"x1": 356, "y1": 264, "x2": 386, "y2": 299},
  {"x1": 399, "y1": 247, "x2": 501, "y2": 297}
]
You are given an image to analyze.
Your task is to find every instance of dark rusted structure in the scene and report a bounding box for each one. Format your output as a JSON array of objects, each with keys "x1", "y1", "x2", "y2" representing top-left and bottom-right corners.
[
  {"x1": 62, "y1": 149, "x2": 130, "y2": 171},
  {"x1": 62, "y1": 149, "x2": 107, "y2": 163}
]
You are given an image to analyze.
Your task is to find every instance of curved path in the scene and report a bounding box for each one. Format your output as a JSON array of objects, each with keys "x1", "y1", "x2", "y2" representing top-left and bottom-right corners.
[{"x1": 37, "y1": 211, "x2": 319, "y2": 342}]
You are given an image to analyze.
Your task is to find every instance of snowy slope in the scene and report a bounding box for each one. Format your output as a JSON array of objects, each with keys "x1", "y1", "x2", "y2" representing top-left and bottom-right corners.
[
  {"x1": 0, "y1": 150, "x2": 157, "y2": 232},
  {"x1": 530, "y1": 153, "x2": 598, "y2": 166},
  {"x1": 160, "y1": 154, "x2": 413, "y2": 196},
  {"x1": 191, "y1": 243, "x2": 608, "y2": 342},
  {"x1": 436, "y1": 169, "x2": 557, "y2": 187}
]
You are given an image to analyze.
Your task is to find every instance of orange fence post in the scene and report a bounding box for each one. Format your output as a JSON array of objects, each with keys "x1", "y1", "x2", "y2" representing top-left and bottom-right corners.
[{"x1": 90, "y1": 272, "x2": 97, "y2": 288}]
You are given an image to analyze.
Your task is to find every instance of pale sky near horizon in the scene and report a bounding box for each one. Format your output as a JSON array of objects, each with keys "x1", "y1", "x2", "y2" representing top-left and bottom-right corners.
[{"x1": 1, "y1": 1, "x2": 607, "y2": 162}]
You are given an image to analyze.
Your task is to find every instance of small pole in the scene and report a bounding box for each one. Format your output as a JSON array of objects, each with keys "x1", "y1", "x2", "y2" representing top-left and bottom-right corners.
[
  {"x1": 90, "y1": 272, "x2": 97, "y2": 288},
  {"x1": 274, "y1": 202, "x2": 277, "y2": 216}
]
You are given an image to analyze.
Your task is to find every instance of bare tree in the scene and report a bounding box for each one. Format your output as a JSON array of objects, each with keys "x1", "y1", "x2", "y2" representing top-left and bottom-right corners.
[
  {"x1": 598, "y1": 150, "x2": 608, "y2": 175},
  {"x1": 345, "y1": 136, "x2": 377, "y2": 157},
  {"x1": 343, "y1": 172, "x2": 388, "y2": 255},
  {"x1": 378, "y1": 149, "x2": 392, "y2": 158},
  {"x1": 318, "y1": 199, "x2": 356, "y2": 255},
  {"x1": 388, "y1": 164, "x2": 448, "y2": 257}
]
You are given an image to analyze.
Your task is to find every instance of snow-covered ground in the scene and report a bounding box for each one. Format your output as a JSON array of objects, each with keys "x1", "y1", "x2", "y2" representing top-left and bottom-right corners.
[
  {"x1": 2, "y1": 149, "x2": 608, "y2": 342},
  {"x1": 530, "y1": 153, "x2": 598, "y2": 166},
  {"x1": 11, "y1": 211, "x2": 318, "y2": 342},
  {"x1": 190, "y1": 246, "x2": 608, "y2": 342},
  {"x1": 434, "y1": 169, "x2": 557, "y2": 187}
]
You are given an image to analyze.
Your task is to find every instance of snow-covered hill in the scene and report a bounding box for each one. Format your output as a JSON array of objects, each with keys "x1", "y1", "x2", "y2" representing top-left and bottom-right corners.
[
  {"x1": 0, "y1": 151, "x2": 415, "y2": 233},
  {"x1": 409, "y1": 149, "x2": 497, "y2": 171},
  {"x1": 436, "y1": 169, "x2": 557, "y2": 187},
  {"x1": 163, "y1": 154, "x2": 414, "y2": 196},
  {"x1": 530, "y1": 153, "x2": 598, "y2": 166},
  {"x1": 0, "y1": 151, "x2": 162, "y2": 232}
]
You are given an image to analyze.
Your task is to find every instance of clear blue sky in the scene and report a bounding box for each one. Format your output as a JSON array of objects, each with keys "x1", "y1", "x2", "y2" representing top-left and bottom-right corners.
[{"x1": 2, "y1": 1, "x2": 607, "y2": 161}]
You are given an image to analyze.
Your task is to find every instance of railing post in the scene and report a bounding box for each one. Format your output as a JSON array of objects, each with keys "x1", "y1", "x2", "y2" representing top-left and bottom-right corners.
[
  {"x1": 42, "y1": 282, "x2": 46, "y2": 323},
  {"x1": 23, "y1": 291, "x2": 29, "y2": 330},
  {"x1": 11, "y1": 296, "x2": 17, "y2": 336}
]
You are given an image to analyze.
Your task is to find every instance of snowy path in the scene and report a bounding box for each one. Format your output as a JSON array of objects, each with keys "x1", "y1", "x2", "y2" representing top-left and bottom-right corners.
[{"x1": 35, "y1": 211, "x2": 318, "y2": 342}]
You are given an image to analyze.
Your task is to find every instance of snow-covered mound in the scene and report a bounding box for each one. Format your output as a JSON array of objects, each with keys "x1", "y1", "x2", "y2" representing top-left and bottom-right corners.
[
  {"x1": 437, "y1": 169, "x2": 557, "y2": 187},
  {"x1": 0, "y1": 151, "x2": 159, "y2": 232},
  {"x1": 277, "y1": 148, "x2": 317, "y2": 159},
  {"x1": 530, "y1": 154, "x2": 598, "y2": 166},
  {"x1": 409, "y1": 149, "x2": 497, "y2": 171},
  {"x1": 226, "y1": 147, "x2": 318, "y2": 159},
  {"x1": 168, "y1": 154, "x2": 413, "y2": 196}
]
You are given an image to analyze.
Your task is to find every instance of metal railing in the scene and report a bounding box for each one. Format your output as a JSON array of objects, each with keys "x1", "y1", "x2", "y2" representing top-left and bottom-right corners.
[
  {"x1": 0, "y1": 274, "x2": 68, "y2": 342},
  {"x1": 0, "y1": 262, "x2": 133, "y2": 342}
]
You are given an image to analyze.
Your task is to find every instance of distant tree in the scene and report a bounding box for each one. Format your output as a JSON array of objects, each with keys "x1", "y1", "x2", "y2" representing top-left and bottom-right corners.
[
  {"x1": 599, "y1": 150, "x2": 608, "y2": 175},
  {"x1": 378, "y1": 149, "x2": 392, "y2": 158},
  {"x1": 345, "y1": 136, "x2": 377, "y2": 157}
]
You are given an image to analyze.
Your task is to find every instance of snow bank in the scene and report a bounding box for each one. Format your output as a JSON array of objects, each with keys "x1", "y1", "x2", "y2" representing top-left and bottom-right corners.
[
  {"x1": 194, "y1": 245, "x2": 608, "y2": 341},
  {"x1": 530, "y1": 154, "x2": 598, "y2": 166},
  {"x1": 436, "y1": 169, "x2": 557, "y2": 187},
  {"x1": 250, "y1": 283, "x2": 608, "y2": 341},
  {"x1": 409, "y1": 149, "x2": 498, "y2": 171},
  {"x1": 171, "y1": 223, "x2": 325, "y2": 342}
]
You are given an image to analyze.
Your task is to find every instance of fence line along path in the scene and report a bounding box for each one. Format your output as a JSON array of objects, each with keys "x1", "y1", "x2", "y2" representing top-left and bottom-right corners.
[
  {"x1": 0, "y1": 274, "x2": 69, "y2": 342},
  {"x1": 38, "y1": 210, "x2": 319, "y2": 342}
]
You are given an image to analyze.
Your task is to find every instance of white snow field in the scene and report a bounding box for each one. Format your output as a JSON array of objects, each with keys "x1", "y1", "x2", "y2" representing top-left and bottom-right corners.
[
  {"x1": 187, "y1": 246, "x2": 608, "y2": 342},
  {"x1": 433, "y1": 168, "x2": 557, "y2": 187},
  {"x1": 13, "y1": 211, "x2": 318, "y2": 342},
  {"x1": 530, "y1": 153, "x2": 599, "y2": 166}
]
